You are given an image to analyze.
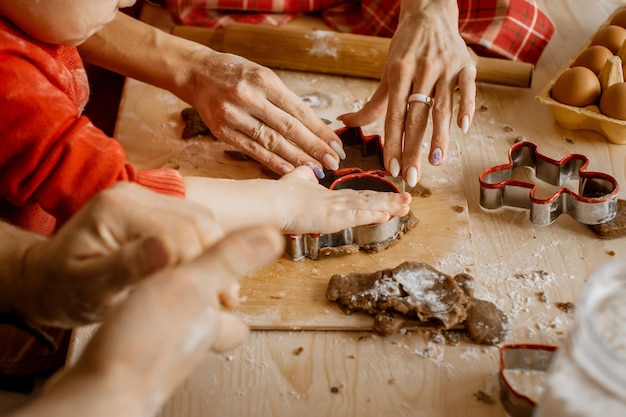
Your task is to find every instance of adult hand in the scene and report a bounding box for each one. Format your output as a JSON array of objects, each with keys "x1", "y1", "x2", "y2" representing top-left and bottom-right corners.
[
  {"x1": 186, "y1": 52, "x2": 346, "y2": 178},
  {"x1": 337, "y1": 0, "x2": 476, "y2": 187},
  {"x1": 10, "y1": 226, "x2": 284, "y2": 417},
  {"x1": 17, "y1": 182, "x2": 224, "y2": 328}
]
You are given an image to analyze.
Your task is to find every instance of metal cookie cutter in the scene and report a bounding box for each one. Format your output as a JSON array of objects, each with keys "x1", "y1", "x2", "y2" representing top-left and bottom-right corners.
[
  {"x1": 286, "y1": 168, "x2": 414, "y2": 260},
  {"x1": 479, "y1": 141, "x2": 619, "y2": 226},
  {"x1": 334, "y1": 126, "x2": 385, "y2": 164},
  {"x1": 318, "y1": 126, "x2": 392, "y2": 187},
  {"x1": 286, "y1": 126, "x2": 417, "y2": 261},
  {"x1": 499, "y1": 344, "x2": 557, "y2": 417}
]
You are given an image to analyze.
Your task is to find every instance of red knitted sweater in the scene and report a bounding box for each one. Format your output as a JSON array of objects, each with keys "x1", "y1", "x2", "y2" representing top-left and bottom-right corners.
[{"x1": 0, "y1": 17, "x2": 186, "y2": 236}]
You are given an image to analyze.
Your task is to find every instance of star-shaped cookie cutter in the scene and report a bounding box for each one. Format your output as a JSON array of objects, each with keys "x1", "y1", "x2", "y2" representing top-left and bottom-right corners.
[
  {"x1": 479, "y1": 141, "x2": 619, "y2": 226},
  {"x1": 286, "y1": 127, "x2": 417, "y2": 261}
]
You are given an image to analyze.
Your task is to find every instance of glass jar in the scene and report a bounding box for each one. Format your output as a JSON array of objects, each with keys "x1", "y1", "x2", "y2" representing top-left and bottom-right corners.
[{"x1": 534, "y1": 257, "x2": 626, "y2": 416}]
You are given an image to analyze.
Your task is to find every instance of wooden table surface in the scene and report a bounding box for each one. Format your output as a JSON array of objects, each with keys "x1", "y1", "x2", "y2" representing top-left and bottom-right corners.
[{"x1": 70, "y1": 1, "x2": 626, "y2": 416}]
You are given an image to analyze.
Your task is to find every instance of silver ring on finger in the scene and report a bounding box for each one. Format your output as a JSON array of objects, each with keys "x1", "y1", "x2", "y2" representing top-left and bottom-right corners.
[
  {"x1": 251, "y1": 122, "x2": 266, "y2": 140},
  {"x1": 407, "y1": 93, "x2": 434, "y2": 108}
]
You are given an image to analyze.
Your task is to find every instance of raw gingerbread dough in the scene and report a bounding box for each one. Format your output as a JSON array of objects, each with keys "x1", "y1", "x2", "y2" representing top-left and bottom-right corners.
[
  {"x1": 327, "y1": 262, "x2": 469, "y2": 328},
  {"x1": 464, "y1": 299, "x2": 509, "y2": 345},
  {"x1": 326, "y1": 261, "x2": 508, "y2": 345},
  {"x1": 181, "y1": 107, "x2": 212, "y2": 139}
]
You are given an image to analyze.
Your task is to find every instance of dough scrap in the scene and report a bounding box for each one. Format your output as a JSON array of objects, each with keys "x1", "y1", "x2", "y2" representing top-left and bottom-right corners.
[
  {"x1": 181, "y1": 107, "x2": 212, "y2": 139},
  {"x1": 326, "y1": 262, "x2": 469, "y2": 329},
  {"x1": 326, "y1": 261, "x2": 508, "y2": 345},
  {"x1": 464, "y1": 298, "x2": 509, "y2": 345}
]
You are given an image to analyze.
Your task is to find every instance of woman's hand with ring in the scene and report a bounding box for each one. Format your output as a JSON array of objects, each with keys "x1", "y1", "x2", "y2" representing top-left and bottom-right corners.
[
  {"x1": 181, "y1": 51, "x2": 345, "y2": 178},
  {"x1": 337, "y1": 0, "x2": 476, "y2": 187}
]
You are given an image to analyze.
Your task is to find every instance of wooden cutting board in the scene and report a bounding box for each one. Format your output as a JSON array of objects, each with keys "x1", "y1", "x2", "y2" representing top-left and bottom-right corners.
[{"x1": 115, "y1": 72, "x2": 475, "y2": 331}]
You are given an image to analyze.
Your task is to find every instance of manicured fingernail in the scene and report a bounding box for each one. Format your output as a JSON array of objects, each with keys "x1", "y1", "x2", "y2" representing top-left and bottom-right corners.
[
  {"x1": 330, "y1": 141, "x2": 346, "y2": 160},
  {"x1": 430, "y1": 148, "x2": 442, "y2": 165},
  {"x1": 322, "y1": 153, "x2": 339, "y2": 171},
  {"x1": 461, "y1": 114, "x2": 470, "y2": 134},
  {"x1": 406, "y1": 166, "x2": 418, "y2": 188},
  {"x1": 307, "y1": 162, "x2": 325, "y2": 179},
  {"x1": 389, "y1": 157, "x2": 400, "y2": 177},
  {"x1": 313, "y1": 166, "x2": 325, "y2": 179}
]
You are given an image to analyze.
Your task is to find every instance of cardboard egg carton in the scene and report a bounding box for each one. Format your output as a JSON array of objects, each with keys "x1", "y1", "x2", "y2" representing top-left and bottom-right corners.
[{"x1": 536, "y1": 6, "x2": 626, "y2": 144}]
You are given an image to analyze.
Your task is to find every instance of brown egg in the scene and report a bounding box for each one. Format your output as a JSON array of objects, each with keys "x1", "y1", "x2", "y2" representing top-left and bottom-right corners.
[
  {"x1": 572, "y1": 45, "x2": 614, "y2": 75},
  {"x1": 551, "y1": 67, "x2": 601, "y2": 107},
  {"x1": 599, "y1": 82, "x2": 626, "y2": 120},
  {"x1": 591, "y1": 25, "x2": 626, "y2": 54},
  {"x1": 610, "y1": 9, "x2": 626, "y2": 29}
]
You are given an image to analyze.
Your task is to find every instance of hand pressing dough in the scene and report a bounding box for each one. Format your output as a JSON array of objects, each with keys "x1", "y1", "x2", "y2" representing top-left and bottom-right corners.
[{"x1": 326, "y1": 261, "x2": 508, "y2": 345}]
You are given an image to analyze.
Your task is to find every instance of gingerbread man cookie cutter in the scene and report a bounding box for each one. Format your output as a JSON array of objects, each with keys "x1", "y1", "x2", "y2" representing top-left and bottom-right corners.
[
  {"x1": 286, "y1": 127, "x2": 416, "y2": 261},
  {"x1": 479, "y1": 141, "x2": 619, "y2": 226}
]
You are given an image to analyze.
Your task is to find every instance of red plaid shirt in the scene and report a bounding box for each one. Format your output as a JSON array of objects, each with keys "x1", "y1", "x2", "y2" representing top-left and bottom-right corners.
[{"x1": 166, "y1": 0, "x2": 554, "y2": 65}]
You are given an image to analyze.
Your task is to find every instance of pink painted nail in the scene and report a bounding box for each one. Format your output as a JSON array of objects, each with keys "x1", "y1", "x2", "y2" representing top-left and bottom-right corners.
[{"x1": 431, "y1": 148, "x2": 443, "y2": 165}]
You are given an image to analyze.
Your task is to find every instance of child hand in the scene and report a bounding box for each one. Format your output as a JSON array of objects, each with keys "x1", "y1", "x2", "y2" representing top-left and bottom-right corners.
[
  {"x1": 275, "y1": 166, "x2": 412, "y2": 234},
  {"x1": 185, "y1": 166, "x2": 412, "y2": 235}
]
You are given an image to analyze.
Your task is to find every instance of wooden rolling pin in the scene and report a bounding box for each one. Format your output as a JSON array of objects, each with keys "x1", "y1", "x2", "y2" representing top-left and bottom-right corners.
[{"x1": 172, "y1": 23, "x2": 534, "y2": 88}]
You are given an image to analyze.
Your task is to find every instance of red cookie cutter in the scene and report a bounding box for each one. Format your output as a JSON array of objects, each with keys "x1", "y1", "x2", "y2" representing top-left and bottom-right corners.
[
  {"x1": 286, "y1": 126, "x2": 411, "y2": 260},
  {"x1": 318, "y1": 126, "x2": 387, "y2": 187},
  {"x1": 479, "y1": 141, "x2": 619, "y2": 226},
  {"x1": 499, "y1": 344, "x2": 557, "y2": 417}
]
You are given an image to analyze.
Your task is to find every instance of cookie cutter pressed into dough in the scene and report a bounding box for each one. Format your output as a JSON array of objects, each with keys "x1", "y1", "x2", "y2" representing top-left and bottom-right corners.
[
  {"x1": 286, "y1": 168, "x2": 411, "y2": 260},
  {"x1": 498, "y1": 344, "x2": 557, "y2": 417},
  {"x1": 319, "y1": 126, "x2": 395, "y2": 185},
  {"x1": 286, "y1": 126, "x2": 415, "y2": 261},
  {"x1": 479, "y1": 141, "x2": 619, "y2": 226}
]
